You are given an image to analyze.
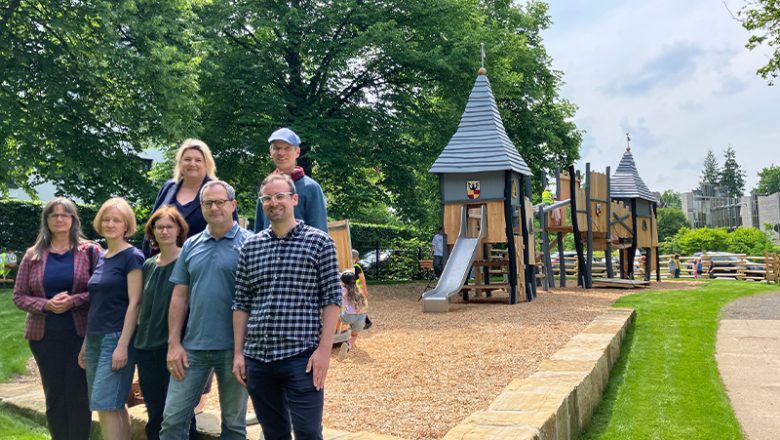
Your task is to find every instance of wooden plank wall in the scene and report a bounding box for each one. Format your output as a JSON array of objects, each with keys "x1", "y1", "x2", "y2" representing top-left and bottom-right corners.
[
  {"x1": 590, "y1": 171, "x2": 609, "y2": 233},
  {"x1": 610, "y1": 201, "x2": 633, "y2": 239},
  {"x1": 328, "y1": 220, "x2": 353, "y2": 271},
  {"x1": 443, "y1": 201, "x2": 516, "y2": 245}
]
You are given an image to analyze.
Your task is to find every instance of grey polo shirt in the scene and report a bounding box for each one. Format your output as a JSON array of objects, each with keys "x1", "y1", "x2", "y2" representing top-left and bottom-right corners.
[{"x1": 170, "y1": 222, "x2": 253, "y2": 350}]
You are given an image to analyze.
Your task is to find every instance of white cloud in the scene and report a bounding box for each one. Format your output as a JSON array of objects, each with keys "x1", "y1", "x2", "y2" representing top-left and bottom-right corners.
[{"x1": 542, "y1": 0, "x2": 778, "y2": 194}]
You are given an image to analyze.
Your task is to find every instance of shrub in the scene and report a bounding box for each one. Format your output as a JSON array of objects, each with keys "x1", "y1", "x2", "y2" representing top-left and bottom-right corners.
[{"x1": 0, "y1": 198, "x2": 147, "y2": 252}]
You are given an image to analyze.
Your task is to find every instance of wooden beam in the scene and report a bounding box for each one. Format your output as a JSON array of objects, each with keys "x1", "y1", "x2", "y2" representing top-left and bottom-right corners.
[{"x1": 503, "y1": 171, "x2": 519, "y2": 304}]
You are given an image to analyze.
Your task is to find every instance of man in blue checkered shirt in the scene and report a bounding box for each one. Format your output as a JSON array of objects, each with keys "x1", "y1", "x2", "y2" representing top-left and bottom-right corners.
[{"x1": 233, "y1": 173, "x2": 341, "y2": 440}]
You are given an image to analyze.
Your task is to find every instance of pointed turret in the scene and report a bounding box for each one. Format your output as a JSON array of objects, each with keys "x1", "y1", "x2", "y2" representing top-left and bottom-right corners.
[
  {"x1": 611, "y1": 147, "x2": 657, "y2": 203},
  {"x1": 429, "y1": 71, "x2": 531, "y2": 176}
]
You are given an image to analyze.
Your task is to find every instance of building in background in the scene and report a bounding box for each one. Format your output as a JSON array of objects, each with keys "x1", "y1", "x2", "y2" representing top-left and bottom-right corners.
[{"x1": 681, "y1": 183, "x2": 780, "y2": 240}]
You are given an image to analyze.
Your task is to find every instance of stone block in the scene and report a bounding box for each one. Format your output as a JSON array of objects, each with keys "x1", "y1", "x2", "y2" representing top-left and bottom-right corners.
[{"x1": 443, "y1": 421, "x2": 542, "y2": 440}]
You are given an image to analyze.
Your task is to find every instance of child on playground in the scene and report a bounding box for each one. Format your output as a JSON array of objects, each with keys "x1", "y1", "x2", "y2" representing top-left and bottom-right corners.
[
  {"x1": 352, "y1": 249, "x2": 372, "y2": 329},
  {"x1": 337, "y1": 270, "x2": 368, "y2": 360}
]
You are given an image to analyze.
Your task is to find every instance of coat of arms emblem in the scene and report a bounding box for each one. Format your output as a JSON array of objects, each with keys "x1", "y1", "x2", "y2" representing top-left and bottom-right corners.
[{"x1": 467, "y1": 180, "x2": 480, "y2": 199}]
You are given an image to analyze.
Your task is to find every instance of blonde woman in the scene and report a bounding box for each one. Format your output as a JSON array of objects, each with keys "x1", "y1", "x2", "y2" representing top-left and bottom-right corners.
[
  {"x1": 80, "y1": 198, "x2": 145, "y2": 440},
  {"x1": 142, "y1": 138, "x2": 237, "y2": 257},
  {"x1": 13, "y1": 197, "x2": 99, "y2": 440}
]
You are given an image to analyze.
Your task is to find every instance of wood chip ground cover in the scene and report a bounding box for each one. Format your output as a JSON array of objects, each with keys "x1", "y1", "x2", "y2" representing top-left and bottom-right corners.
[{"x1": 15, "y1": 280, "x2": 698, "y2": 439}]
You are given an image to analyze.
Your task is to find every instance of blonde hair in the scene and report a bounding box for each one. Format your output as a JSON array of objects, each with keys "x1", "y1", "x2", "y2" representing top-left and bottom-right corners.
[
  {"x1": 173, "y1": 138, "x2": 217, "y2": 182},
  {"x1": 93, "y1": 198, "x2": 137, "y2": 238}
]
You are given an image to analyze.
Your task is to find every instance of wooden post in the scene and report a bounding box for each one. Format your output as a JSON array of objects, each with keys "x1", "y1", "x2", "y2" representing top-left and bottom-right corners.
[
  {"x1": 540, "y1": 173, "x2": 554, "y2": 290},
  {"x1": 652, "y1": 203, "x2": 660, "y2": 282},
  {"x1": 619, "y1": 248, "x2": 625, "y2": 278},
  {"x1": 605, "y1": 166, "x2": 614, "y2": 278},
  {"x1": 628, "y1": 198, "x2": 638, "y2": 280},
  {"x1": 556, "y1": 169, "x2": 566, "y2": 288},
  {"x1": 585, "y1": 163, "x2": 593, "y2": 288},
  {"x1": 569, "y1": 165, "x2": 587, "y2": 288},
  {"x1": 503, "y1": 171, "x2": 519, "y2": 304},
  {"x1": 522, "y1": 175, "x2": 536, "y2": 300}
]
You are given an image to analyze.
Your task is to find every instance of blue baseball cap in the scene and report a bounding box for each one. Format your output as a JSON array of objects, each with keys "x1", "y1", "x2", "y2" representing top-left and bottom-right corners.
[{"x1": 268, "y1": 128, "x2": 301, "y2": 146}]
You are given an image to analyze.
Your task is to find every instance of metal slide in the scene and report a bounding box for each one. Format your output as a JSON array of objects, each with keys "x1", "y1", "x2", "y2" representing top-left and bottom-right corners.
[{"x1": 422, "y1": 205, "x2": 486, "y2": 313}]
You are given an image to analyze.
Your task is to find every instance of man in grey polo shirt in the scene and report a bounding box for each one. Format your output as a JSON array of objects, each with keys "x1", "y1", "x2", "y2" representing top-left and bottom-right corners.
[{"x1": 160, "y1": 180, "x2": 252, "y2": 440}]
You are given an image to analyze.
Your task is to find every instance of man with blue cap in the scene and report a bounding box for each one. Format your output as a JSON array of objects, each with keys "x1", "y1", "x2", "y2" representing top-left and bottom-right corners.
[{"x1": 253, "y1": 128, "x2": 328, "y2": 232}]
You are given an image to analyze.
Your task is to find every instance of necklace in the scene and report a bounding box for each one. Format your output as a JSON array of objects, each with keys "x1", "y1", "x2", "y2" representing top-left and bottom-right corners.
[{"x1": 49, "y1": 243, "x2": 69, "y2": 252}]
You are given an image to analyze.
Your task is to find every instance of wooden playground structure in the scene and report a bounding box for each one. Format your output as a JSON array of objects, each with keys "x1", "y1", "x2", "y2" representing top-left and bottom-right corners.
[{"x1": 421, "y1": 66, "x2": 662, "y2": 313}]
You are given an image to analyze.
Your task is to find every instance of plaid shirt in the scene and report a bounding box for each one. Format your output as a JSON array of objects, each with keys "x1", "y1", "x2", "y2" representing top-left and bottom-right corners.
[
  {"x1": 13, "y1": 242, "x2": 101, "y2": 340},
  {"x1": 233, "y1": 221, "x2": 341, "y2": 362}
]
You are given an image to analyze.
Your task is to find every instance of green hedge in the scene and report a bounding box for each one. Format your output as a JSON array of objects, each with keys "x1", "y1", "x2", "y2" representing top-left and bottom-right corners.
[
  {"x1": 0, "y1": 199, "x2": 147, "y2": 253},
  {"x1": 349, "y1": 221, "x2": 424, "y2": 253}
]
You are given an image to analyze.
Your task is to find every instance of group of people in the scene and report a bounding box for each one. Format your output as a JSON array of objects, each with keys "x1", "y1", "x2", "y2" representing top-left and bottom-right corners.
[
  {"x1": 13, "y1": 128, "x2": 369, "y2": 440},
  {"x1": 668, "y1": 254, "x2": 710, "y2": 279}
]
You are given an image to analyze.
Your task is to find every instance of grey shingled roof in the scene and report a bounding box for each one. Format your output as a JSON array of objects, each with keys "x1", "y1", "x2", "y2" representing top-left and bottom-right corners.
[
  {"x1": 429, "y1": 73, "x2": 532, "y2": 176},
  {"x1": 610, "y1": 147, "x2": 658, "y2": 203}
]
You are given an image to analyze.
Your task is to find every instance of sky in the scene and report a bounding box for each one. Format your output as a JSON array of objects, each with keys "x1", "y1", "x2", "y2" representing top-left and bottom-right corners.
[{"x1": 540, "y1": 0, "x2": 778, "y2": 195}]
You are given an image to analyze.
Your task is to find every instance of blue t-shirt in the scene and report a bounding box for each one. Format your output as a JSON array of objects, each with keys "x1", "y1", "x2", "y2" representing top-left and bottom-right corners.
[
  {"x1": 87, "y1": 247, "x2": 145, "y2": 335},
  {"x1": 44, "y1": 251, "x2": 76, "y2": 335},
  {"x1": 170, "y1": 222, "x2": 252, "y2": 350}
]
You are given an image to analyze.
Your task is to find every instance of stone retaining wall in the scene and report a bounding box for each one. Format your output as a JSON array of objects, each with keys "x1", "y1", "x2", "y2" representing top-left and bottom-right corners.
[
  {"x1": 441, "y1": 307, "x2": 635, "y2": 440},
  {"x1": 1, "y1": 307, "x2": 633, "y2": 440}
]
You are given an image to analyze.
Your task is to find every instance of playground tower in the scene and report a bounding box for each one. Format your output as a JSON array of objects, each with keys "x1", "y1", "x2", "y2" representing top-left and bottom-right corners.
[
  {"x1": 424, "y1": 68, "x2": 535, "y2": 312},
  {"x1": 610, "y1": 145, "x2": 659, "y2": 280}
]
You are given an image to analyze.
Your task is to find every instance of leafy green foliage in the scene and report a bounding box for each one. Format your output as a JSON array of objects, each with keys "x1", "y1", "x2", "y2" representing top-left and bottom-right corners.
[
  {"x1": 582, "y1": 281, "x2": 778, "y2": 440},
  {"x1": 659, "y1": 189, "x2": 681, "y2": 209},
  {"x1": 0, "y1": 199, "x2": 147, "y2": 252},
  {"x1": 739, "y1": 1, "x2": 780, "y2": 84},
  {"x1": 718, "y1": 146, "x2": 746, "y2": 197},
  {"x1": 350, "y1": 222, "x2": 424, "y2": 254},
  {"x1": 664, "y1": 226, "x2": 779, "y2": 256},
  {"x1": 0, "y1": 0, "x2": 202, "y2": 203},
  {"x1": 724, "y1": 227, "x2": 777, "y2": 255},
  {"x1": 700, "y1": 149, "x2": 720, "y2": 187},
  {"x1": 656, "y1": 207, "x2": 689, "y2": 242},
  {"x1": 193, "y1": 0, "x2": 580, "y2": 229},
  {"x1": 755, "y1": 164, "x2": 780, "y2": 195}
]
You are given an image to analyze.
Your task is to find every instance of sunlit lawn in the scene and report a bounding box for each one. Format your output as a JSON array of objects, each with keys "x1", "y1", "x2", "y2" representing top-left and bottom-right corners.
[
  {"x1": 0, "y1": 288, "x2": 50, "y2": 440},
  {"x1": 581, "y1": 280, "x2": 780, "y2": 440}
]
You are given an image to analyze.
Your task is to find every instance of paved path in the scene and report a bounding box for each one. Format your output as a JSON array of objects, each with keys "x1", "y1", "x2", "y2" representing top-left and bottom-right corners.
[{"x1": 716, "y1": 292, "x2": 780, "y2": 440}]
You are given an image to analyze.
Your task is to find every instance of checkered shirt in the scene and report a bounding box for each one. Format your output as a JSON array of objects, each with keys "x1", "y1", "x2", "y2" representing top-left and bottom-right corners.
[{"x1": 233, "y1": 221, "x2": 341, "y2": 362}]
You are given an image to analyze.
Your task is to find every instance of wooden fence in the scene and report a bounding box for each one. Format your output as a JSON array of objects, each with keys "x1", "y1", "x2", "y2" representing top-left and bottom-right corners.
[{"x1": 660, "y1": 253, "x2": 780, "y2": 282}]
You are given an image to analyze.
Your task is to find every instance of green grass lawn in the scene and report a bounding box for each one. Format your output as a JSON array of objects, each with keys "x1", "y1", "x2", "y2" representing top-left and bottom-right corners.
[
  {"x1": 0, "y1": 406, "x2": 51, "y2": 440},
  {"x1": 0, "y1": 288, "x2": 50, "y2": 440},
  {"x1": 0, "y1": 288, "x2": 32, "y2": 382},
  {"x1": 581, "y1": 280, "x2": 780, "y2": 440}
]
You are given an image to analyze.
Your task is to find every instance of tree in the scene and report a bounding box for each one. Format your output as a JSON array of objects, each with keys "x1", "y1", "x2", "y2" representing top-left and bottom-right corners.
[
  {"x1": 657, "y1": 207, "x2": 689, "y2": 242},
  {"x1": 739, "y1": 1, "x2": 780, "y2": 85},
  {"x1": 194, "y1": 0, "x2": 581, "y2": 227},
  {"x1": 719, "y1": 146, "x2": 746, "y2": 197},
  {"x1": 756, "y1": 164, "x2": 780, "y2": 195},
  {"x1": 0, "y1": 0, "x2": 201, "y2": 203},
  {"x1": 659, "y1": 189, "x2": 681, "y2": 209},
  {"x1": 700, "y1": 149, "x2": 720, "y2": 188}
]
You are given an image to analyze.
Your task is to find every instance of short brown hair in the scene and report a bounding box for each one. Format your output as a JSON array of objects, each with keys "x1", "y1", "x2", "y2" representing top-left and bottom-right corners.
[
  {"x1": 93, "y1": 198, "x2": 137, "y2": 238},
  {"x1": 260, "y1": 173, "x2": 296, "y2": 194},
  {"x1": 145, "y1": 206, "x2": 189, "y2": 249}
]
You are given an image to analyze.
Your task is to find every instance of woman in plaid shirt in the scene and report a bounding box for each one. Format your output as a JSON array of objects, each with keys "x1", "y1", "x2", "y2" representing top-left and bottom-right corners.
[{"x1": 13, "y1": 198, "x2": 100, "y2": 440}]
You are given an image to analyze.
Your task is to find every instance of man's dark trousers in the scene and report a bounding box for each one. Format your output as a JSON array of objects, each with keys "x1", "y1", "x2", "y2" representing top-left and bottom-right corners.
[{"x1": 245, "y1": 348, "x2": 323, "y2": 440}]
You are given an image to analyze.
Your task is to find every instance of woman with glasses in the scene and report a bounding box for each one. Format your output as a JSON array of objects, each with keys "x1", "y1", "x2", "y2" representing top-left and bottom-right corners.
[
  {"x1": 135, "y1": 207, "x2": 198, "y2": 439},
  {"x1": 82, "y1": 197, "x2": 145, "y2": 440},
  {"x1": 13, "y1": 197, "x2": 100, "y2": 440},
  {"x1": 142, "y1": 138, "x2": 237, "y2": 257}
]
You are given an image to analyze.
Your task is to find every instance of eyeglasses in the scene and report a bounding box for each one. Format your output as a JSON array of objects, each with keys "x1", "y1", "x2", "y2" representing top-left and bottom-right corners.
[
  {"x1": 201, "y1": 199, "x2": 231, "y2": 209},
  {"x1": 154, "y1": 224, "x2": 177, "y2": 232},
  {"x1": 258, "y1": 192, "x2": 295, "y2": 204},
  {"x1": 48, "y1": 214, "x2": 72, "y2": 220}
]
